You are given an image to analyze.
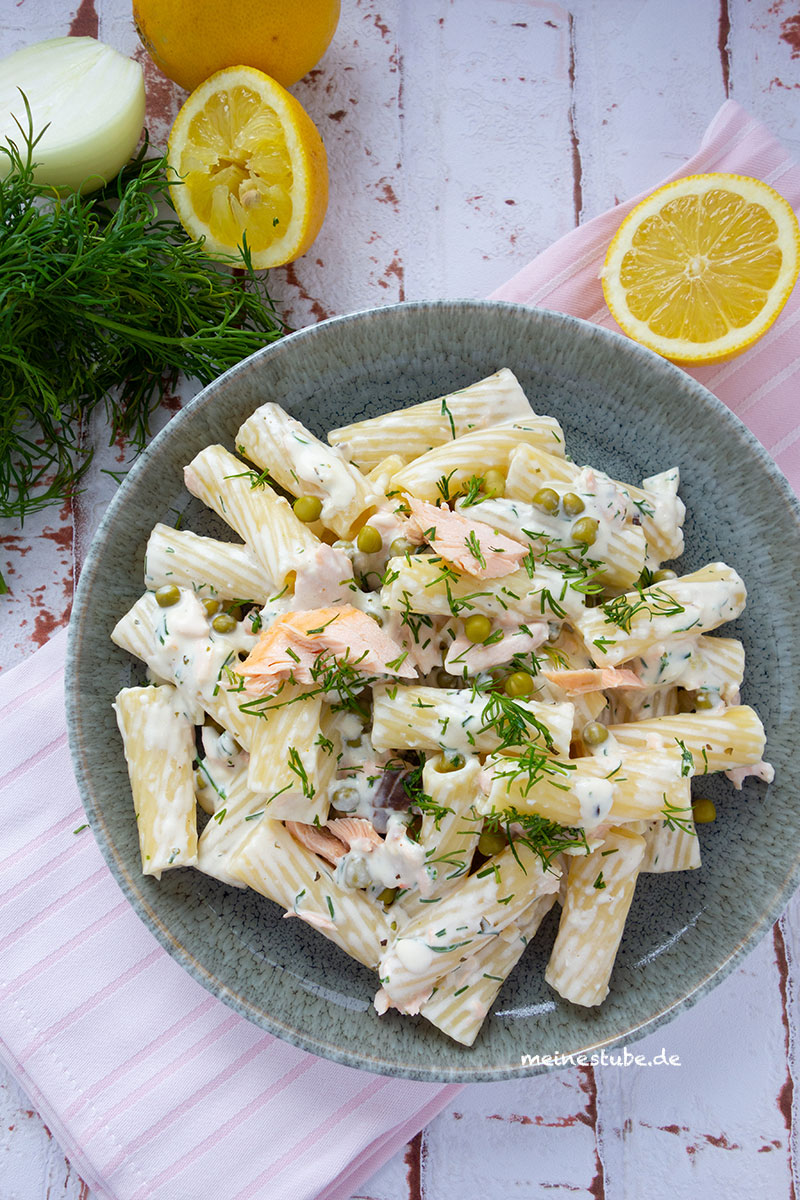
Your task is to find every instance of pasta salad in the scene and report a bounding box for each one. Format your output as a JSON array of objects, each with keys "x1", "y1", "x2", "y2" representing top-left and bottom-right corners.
[{"x1": 111, "y1": 368, "x2": 772, "y2": 1046}]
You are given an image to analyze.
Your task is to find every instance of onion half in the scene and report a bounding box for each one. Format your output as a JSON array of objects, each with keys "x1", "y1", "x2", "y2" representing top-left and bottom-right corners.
[{"x1": 0, "y1": 37, "x2": 145, "y2": 194}]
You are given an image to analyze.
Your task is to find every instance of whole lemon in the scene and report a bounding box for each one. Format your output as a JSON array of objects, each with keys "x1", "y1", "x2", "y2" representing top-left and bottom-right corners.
[{"x1": 132, "y1": 0, "x2": 341, "y2": 91}]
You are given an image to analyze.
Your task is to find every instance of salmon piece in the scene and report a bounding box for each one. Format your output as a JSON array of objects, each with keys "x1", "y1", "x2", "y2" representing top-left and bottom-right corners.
[
  {"x1": 541, "y1": 667, "x2": 644, "y2": 694},
  {"x1": 326, "y1": 817, "x2": 383, "y2": 850},
  {"x1": 406, "y1": 499, "x2": 526, "y2": 579},
  {"x1": 240, "y1": 604, "x2": 416, "y2": 695},
  {"x1": 285, "y1": 820, "x2": 348, "y2": 865}
]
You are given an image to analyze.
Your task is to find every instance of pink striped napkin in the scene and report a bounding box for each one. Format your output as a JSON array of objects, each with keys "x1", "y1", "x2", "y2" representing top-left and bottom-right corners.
[
  {"x1": 1, "y1": 99, "x2": 797, "y2": 1200},
  {"x1": 0, "y1": 628, "x2": 460, "y2": 1200}
]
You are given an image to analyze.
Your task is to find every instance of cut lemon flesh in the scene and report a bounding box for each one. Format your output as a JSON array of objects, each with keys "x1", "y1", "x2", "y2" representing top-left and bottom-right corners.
[
  {"x1": 601, "y1": 174, "x2": 800, "y2": 365},
  {"x1": 167, "y1": 66, "x2": 328, "y2": 270}
]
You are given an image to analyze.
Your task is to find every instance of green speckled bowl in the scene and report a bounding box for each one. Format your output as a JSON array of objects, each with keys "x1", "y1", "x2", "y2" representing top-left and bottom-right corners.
[{"x1": 66, "y1": 300, "x2": 800, "y2": 1081}]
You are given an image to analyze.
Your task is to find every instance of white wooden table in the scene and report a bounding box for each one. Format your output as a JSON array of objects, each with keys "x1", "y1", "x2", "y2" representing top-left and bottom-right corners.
[{"x1": 1, "y1": 2, "x2": 799, "y2": 1197}]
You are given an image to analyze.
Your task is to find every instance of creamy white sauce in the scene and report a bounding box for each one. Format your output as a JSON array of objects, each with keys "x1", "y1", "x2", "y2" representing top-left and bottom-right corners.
[
  {"x1": 147, "y1": 590, "x2": 258, "y2": 716},
  {"x1": 395, "y1": 938, "x2": 436, "y2": 973},
  {"x1": 468, "y1": 474, "x2": 628, "y2": 571},
  {"x1": 574, "y1": 776, "x2": 615, "y2": 830},
  {"x1": 292, "y1": 543, "x2": 356, "y2": 609},
  {"x1": 197, "y1": 725, "x2": 248, "y2": 810},
  {"x1": 276, "y1": 414, "x2": 359, "y2": 519}
]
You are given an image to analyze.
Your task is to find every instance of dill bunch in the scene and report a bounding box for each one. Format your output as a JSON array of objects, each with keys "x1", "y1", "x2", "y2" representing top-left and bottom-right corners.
[{"x1": 0, "y1": 105, "x2": 286, "y2": 521}]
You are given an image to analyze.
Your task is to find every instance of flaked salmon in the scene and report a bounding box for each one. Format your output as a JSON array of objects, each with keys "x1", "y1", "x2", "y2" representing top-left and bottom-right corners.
[
  {"x1": 285, "y1": 820, "x2": 347, "y2": 864},
  {"x1": 326, "y1": 817, "x2": 383, "y2": 850},
  {"x1": 405, "y1": 499, "x2": 526, "y2": 579},
  {"x1": 541, "y1": 666, "x2": 644, "y2": 694},
  {"x1": 287, "y1": 817, "x2": 384, "y2": 867},
  {"x1": 240, "y1": 604, "x2": 417, "y2": 695}
]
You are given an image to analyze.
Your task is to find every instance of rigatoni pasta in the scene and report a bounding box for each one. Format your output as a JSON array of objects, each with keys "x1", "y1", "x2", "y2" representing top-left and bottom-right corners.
[{"x1": 111, "y1": 369, "x2": 772, "y2": 1044}]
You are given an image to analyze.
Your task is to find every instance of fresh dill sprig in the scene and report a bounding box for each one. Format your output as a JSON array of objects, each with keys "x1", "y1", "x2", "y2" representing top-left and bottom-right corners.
[
  {"x1": 479, "y1": 690, "x2": 555, "y2": 752},
  {"x1": 661, "y1": 793, "x2": 697, "y2": 836},
  {"x1": 601, "y1": 586, "x2": 685, "y2": 634},
  {"x1": 488, "y1": 744, "x2": 575, "y2": 796},
  {"x1": 458, "y1": 474, "x2": 486, "y2": 507},
  {"x1": 0, "y1": 100, "x2": 285, "y2": 520},
  {"x1": 482, "y1": 807, "x2": 589, "y2": 871}
]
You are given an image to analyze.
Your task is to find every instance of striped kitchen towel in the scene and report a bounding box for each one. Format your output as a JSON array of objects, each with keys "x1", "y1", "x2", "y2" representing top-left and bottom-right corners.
[
  {"x1": 0, "y1": 98, "x2": 798, "y2": 1200},
  {"x1": 0, "y1": 627, "x2": 461, "y2": 1200}
]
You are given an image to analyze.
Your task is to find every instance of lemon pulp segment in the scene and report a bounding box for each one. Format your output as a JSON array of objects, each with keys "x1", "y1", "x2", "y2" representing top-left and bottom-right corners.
[{"x1": 175, "y1": 84, "x2": 293, "y2": 250}]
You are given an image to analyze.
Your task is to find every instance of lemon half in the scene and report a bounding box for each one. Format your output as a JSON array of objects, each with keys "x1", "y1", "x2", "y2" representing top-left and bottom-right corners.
[
  {"x1": 167, "y1": 66, "x2": 328, "y2": 270},
  {"x1": 601, "y1": 174, "x2": 800, "y2": 365}
]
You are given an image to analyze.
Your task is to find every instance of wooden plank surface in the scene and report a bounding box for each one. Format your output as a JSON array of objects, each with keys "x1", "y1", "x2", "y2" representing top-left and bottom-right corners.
[{"x1": 0, "y1": 1, "x2": 799, "y2": 1197}]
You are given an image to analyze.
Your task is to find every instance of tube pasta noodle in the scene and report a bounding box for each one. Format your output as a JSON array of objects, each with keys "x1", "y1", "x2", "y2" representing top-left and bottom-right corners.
[
  {"x1": 371, "y1": 684, "x2": 575, "y2": 758},
  {"x1": 113, "y1": 685, "x2": 198, "y2": 877},
  {"x1": 196, "y1": 761, "x2": 270, "y2": 888},
  {"x1": 575, "y1": 563, "x2": 746, "y2": 666},
  {"x1": 237, "y1": 403, "x2": 376, "y2": 539},
  {"x1": 110, "y1": 368, "x2": 773, "y2": 1045},
  {"x1": 389, "y1": 417, "x2": 567, "y2": 502},
  {"x1": 231, "y1": 818, "x2": 392, "y2": 969},
  {"x1": 545, "y1": 827, "x2": 646, "y2": 1006},
  {"x1": 144, "y1": 523, "x2": 275, "y2": 604},
  {"x1": 328, "y1": 368, "x2": 535, "y2": 469},
  {"x1": 245, "y1": 688, "x2": 341, "y2": 823},
  {"x1": 183, "y1": 443, "x2": 319, "y2": 584},
  {"x1": 419, "y1": 892, "x2": 557, "y2": 1046},
  {"x1": 640, "y1": 816, "x2": 701, "y2": 873}
]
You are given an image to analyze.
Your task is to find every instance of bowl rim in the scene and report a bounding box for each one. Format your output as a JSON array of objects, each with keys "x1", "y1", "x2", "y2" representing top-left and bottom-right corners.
[{"x1": 66, "y1": 298, "x2": 800, "y2": 1081}]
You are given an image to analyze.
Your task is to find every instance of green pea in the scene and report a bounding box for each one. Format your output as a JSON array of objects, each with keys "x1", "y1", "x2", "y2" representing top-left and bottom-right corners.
[
  {"x1": 504, "y1": 670, "x2": 534, "y2": 698},
  {"x1": 437, "y1": 669, "x2": 461, "y2": 688},
  {"x1": 692, "y1": 797, "x2": 717, "y2": 824},
  {"x1": 201, "y1": 597, "x2": 222, "y2": 617},
  {"x1": 378, "y1": 887, "x2": 398, "y2": 906},
  {"x1": 293, "y1": 495, "x2": 322, "y2": 523},
  {"x1": 389, "y1": 536, "x2": 414, "y2": 557},
  {"x1": 583, "y1": 721, "x2": 608, "y2": 746},
  {"x1": 478, "y1": 830, "x2": 507, "y2": 857},
  {"x1": 483, "y1": 468, "x2": 506, "y2": 498},
  {"x1": 332, "y1": 785, "x2": 359, "y2": 809},
  {"x1": 155, "y1": 584, "x2": 180, "y2": 607},
  {"x1": 694, "y1": 689, "x2": 715, "y2": 710},
  {"x1": 211, "y1": 612, "x2": 237, "y2": 634},
  {"x1": 572, "y1": 517, "x2": 599, "y2": 546},
  {"x1": 357, "y1": 524, "x2": 383, "y2": 554},
  {"x1": 532, "y1": 486, "x2": 560, "y2": 514},
  {"x1": 652, "y1": 568, "x2": 678, "y2": 582},
  {"x1": 562, "y1": 492, "x2": 585, "y2": 516},
  {"x1": 435, "y1": 751, "x2": 465, "y2": 773},
  {"x1": 464, "y1": 613, "x2": 492, "y2": 643}
]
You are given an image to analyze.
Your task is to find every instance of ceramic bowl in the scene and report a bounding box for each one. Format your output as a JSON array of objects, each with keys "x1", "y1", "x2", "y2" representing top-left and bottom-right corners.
[{"x1": 66, "y1": 300, "x2": 800, "y2": 1081}]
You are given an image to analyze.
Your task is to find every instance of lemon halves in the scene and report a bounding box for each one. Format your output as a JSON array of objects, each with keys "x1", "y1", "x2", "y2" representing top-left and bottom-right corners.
[
  {"x1": 167, "y1": 66, "x2": 328, "y2": 270},
  {"x1": 601, "y1": 173, "x2": 800, "y2": 365}
]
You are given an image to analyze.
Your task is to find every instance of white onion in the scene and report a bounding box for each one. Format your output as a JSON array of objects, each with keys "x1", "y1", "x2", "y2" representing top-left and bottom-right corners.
[{"x1": 0, "y1": 37, "x2": 145, "y2": 194}]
